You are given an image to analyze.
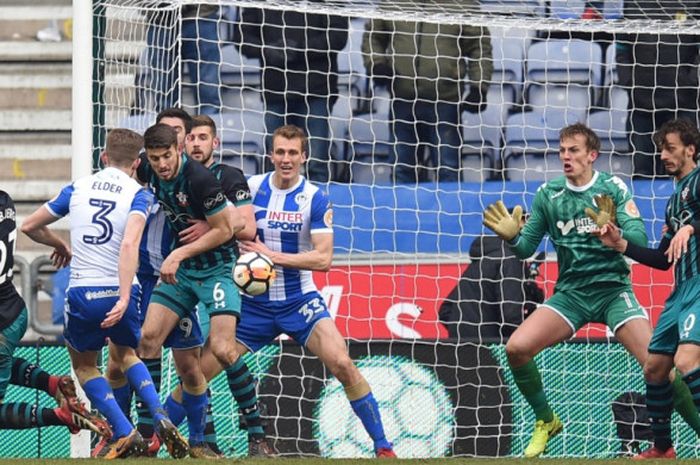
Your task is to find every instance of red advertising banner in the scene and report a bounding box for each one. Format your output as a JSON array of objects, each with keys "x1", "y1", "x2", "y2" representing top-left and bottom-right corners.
[{"x1": 314, "y1": 262, "x2": 674, "y2": 340}]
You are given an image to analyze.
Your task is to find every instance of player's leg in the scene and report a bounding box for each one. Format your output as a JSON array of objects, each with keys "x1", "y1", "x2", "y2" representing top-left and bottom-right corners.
[
  {"x1": 111, "y1": 343, "x2": 189, "y2": 459},
  {"x1": 623, "y1": 289, "x2": 679, "y2": 459},
  {"x1": 615, "y1": 311, "x2": 700, "y2": 438},
  {"x1": 0, "y1": 307, "x2": 102, "y2": 434},
  {"x1": 505, "y1": 300, "x2": 574, "y2": 458},
  {"x1": 134, "y1": 273, "x2": 161, "y2": 447},
  {"x1": 306, "y1": 317, "x2": 395, "y2": 458},
  {"x1": 170, "y1": 347, "x2": 209, "y2": 455},
  {"x1": 10, "y1": 356, "x2": 83, "y2": 408}
]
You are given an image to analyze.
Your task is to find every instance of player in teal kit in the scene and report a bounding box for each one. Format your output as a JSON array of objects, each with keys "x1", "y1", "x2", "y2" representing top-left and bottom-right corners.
[
  {"x1": 483, "y1": 123, "x2": 700, "y2": 458},
  {"x1": 596, "y1": 119, "x2": 700, "y2": 459},
  {"x1": 136, "y1": 123, "x2": 244, "y2": 455}
]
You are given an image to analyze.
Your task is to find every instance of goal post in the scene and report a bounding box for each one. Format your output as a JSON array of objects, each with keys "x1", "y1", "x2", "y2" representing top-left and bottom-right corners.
[{"x1": 72, "y1": 0, "x2": 700, "y2": 459}]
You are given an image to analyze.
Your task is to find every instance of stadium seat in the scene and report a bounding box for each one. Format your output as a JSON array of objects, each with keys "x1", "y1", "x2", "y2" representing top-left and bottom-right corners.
[
  {"x1": 526, "y1": 39, "x2": 603, "y2": 86},
  {"x1": 587, "y1": 86, "x2": 629, "y2": 152},
  {"x1": 220, "y1": 44, "x2": 261, "y2": 88},
  {"x1": 489, "y1": 26, "x2": 533, "y2": 103},
  {"x1": 527, "y1": 83, "x2": 590, "y2": 119},
  {"x1": 219, "y1": 110, "x2": 266, "y2": 176},
  {"x1": 345, "y1": 110, "x2": 392, "y2": 184},
  {"x1": 502, "y1": 110, "x2": 584, "y2": 182},
  {"x1": 461, "y1": 86, "x2": 513, "y2": 180}
]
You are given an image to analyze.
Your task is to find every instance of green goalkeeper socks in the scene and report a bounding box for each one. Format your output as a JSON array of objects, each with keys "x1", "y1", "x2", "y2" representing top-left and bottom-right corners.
[
  {"x1": 510, "y1": 359, "x2": 553, "y2": 422},
  {"x1": 677, "y1": 368, "x2": 700, "y2": 436}
]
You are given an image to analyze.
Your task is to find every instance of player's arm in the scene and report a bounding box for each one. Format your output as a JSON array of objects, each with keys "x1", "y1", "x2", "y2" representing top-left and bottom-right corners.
[
  {"x1": 221, "y1": 166, "x2": 256, "y2": 240},
  {"x1": 102, "y1": 191, "x2": 150, "y2": 328},
  {"x1": 242, "y1": 232, "x2": 333, "y2": 271},
  {"x1": 240, "y1": 190, "x2": 334, "y2": 271},
  {"x1": 20, "y1": 185, "x2": 72, "y2": 268},
  {"x1": 162, "y1": 207, "x2": 234, "y2": 283},
  {"x1": 611, "y1": 182, "x2": 647, "y2": 248},
  {"x1": 597, "y1": 222, "x2": 673, "y2": 270},
  {"x1": 485, "y1": 188, "x2": 546, "y2": 259}
]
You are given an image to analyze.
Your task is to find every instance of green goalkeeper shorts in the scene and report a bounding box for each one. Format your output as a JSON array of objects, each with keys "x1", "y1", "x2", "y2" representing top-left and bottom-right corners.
[
  {"x1": 649, "y1": 276, "x2": 700, "y2": 355},
  {"x1": 542, "y1": 282, "x2": 647, "y2": 333}
]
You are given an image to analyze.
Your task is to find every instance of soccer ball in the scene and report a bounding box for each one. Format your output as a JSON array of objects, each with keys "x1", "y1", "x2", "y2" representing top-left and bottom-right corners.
[{"x1": 233, "y1": 252, "x2": 276, "y2": 296}]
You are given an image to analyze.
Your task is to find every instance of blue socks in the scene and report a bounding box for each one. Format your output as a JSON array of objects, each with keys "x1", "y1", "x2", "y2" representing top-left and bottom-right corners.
[
  {"x1": 349, "y1": 392, "x2": 391, "y2": 450},
  {"x1": 182, "y1": 390, "x2": 208, "y2": 444},
  {"x1": 83, "y1": 377, "x2": 133, "y2": 438},
  {"x1": 125, "y1": 362, "x2": 166, "y2": 425},
  {"x1": 111, "y1": 383, "x2": 133, "y2": 420},
  {"x1": 165, "y1": 393, "x2": 187, "y2": 426}
]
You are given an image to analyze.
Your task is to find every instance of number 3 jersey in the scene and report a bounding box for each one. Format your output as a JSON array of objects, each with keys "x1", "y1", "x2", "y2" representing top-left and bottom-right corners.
[
  {"x1": 0, "y1": 190, "x2": 23, "y2": 330},
  {"x1": 46, "y1": 167, "x2": 152, "y2": 288},
  {"x1": 247, "y1": 173, "x2": 333, "y2": 303}
]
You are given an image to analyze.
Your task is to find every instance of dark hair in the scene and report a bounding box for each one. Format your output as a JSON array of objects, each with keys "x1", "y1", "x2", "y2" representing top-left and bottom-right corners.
[
  {"x1": 271, "y1": 124, "x2": 307, "y2": 152},
  {"x1": 654, "y1": 118, "x2": 700, "y2": 160},
  {"x1": 144, "y1": 124, "x2": 178, "y2": 150},
  {"x1": 560, "y1": 123, "x2": 601, "y2": 153},
  {"x1": 106, "y1": 128, "x2": 143, "y2": 167},
  {"x1": 191, "y1": 114, "x2": 217, "y2": 134},
  {"x1": 156, "y1": 107, "x2": 193, "y2": 134}
]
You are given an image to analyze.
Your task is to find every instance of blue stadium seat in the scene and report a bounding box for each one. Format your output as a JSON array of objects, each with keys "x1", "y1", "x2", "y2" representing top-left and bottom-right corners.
[
  {"x1": 527, "y1": 83, "x2": 590, "y2": 119},
  {"x1": 503, "y1": 110, "x2": 584, "y2": 182},
  {"x1": 603, "y1": 42, "x2": 618, "y2": 90},
  {"x1": 526, "y1": 39, "x2": 603, "y2": 86},
  {"x1": 461, "y1": 86, "x2": 513, "y2": 180},
  {"x1": 219, "y1": 110, "x2": 266, "y2": 176},
  {"x1": 345, "y1": 110, "x2": 392, "y2": 184},
  {"x1": 220, "y1": 44, "x2": 261, "y2": 88},
  {"x1": 587, "y1": 86, "x2": 629, "y2": 151},
  {"x1": 489, "y1": 26, "x2": 533, "y2": 103}
]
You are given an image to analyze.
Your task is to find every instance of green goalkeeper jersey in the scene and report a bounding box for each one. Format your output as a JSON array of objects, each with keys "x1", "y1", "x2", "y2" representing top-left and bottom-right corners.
[{"x1": 509, "y1": 171, "x2": 647, "y2": 292}]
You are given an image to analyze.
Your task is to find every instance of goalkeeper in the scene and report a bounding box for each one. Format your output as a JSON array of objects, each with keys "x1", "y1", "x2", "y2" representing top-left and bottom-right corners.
[
  {"x1": 596, "y1": 119, "x2": 700, "y2": 460},
  {"x1": 483, "y1": 123, "x2": 700, "y2": 458}
]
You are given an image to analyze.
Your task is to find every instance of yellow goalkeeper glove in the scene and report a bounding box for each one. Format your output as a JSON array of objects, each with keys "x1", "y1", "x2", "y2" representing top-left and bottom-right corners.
[
  {"x1": 585, "y1": 194, "x2": 616, "y2": 228},
  {"x1": 483, "y1": 200, "x2": 523, "y2": 241}
]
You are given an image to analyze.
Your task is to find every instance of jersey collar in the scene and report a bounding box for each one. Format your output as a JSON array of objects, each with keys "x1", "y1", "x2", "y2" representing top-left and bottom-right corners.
[{"x1": 565, "y1": 170, "x2": 599, "y2": 192}]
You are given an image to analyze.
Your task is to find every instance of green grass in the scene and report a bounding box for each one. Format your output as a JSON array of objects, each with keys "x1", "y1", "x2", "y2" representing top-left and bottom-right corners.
[{"x1": 0, "y1": 459, "x2": 696, "y2": 465}]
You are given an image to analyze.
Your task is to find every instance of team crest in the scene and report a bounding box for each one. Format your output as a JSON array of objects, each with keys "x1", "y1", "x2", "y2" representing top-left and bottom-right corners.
[
  {"x1": 176, "y1": 191, "x2": 189, "y2": 207},
  {"x1": 625, "y1": 199, "x2": 640, "y2": 218},
  {"x1": 324, "y1": 208, "x2": 333, "y2": 228},
  {"x1": 682, "y1": 185, "x2": 690, "y2": 202},
  {"x1": 294, "y1": 192, "x2": 309, "y2": 206}
]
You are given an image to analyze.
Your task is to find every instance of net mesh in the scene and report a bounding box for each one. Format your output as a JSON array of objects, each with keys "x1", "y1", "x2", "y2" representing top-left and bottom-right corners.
[{"x1": 81, "y1": 0, "x2": 700, "y2": 458}]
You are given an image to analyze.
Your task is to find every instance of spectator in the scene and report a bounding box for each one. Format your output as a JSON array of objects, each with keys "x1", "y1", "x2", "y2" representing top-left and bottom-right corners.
[
  {"x1": 362, "y1": 5, "x2": 492, "y2": 183},
  {"x1": 146, "y1": 4, "x2": 222, "y2": 115},
  {"x1": 233, "y1": 1, "x2": 348, "y2": 183},
  {"x1": 439, "y1": 214, "x2": 544, "y2": 343},
  {"x1": 616, "y1": 1, "x2": 700, "y2": 177}
]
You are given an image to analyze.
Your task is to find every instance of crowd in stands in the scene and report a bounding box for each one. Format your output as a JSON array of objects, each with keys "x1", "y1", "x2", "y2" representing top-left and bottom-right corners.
[{"x1": 133, "y1": 0, "x2": 700, "y2": 183}]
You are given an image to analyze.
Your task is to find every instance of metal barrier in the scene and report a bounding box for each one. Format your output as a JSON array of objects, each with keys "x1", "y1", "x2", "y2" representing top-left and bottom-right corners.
[{"x1": 28, "y1": 255, "x2": 63, "y2": 336}]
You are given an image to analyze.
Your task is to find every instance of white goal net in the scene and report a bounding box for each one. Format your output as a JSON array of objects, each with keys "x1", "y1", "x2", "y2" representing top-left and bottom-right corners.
[{"x1": 86, "y1": 0, "x2": 700, "y2": 458}]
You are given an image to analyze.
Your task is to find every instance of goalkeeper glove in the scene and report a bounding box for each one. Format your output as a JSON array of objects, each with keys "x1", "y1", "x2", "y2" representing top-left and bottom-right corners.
[
  {"x1": 483, "y1": 201, "x2": 523, "y2": 241},
  {"x1": 585, "y1": 194, "x2": 616, "y2": 228}
]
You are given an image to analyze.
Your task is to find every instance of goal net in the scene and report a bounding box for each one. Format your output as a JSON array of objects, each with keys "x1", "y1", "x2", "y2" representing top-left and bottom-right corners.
[{"x1": 81, "y1": 0, "x2": 700, "y2": 458}]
